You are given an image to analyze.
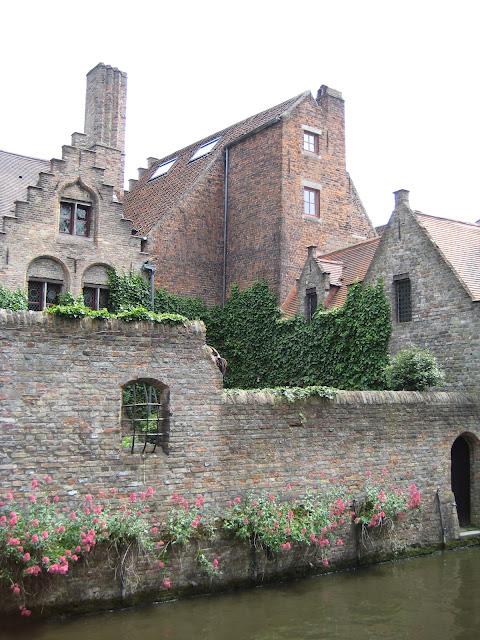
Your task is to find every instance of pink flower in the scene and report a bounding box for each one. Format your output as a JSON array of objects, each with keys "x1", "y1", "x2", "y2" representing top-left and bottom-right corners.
[
  {"x1": 11, "y1": 583, "x2": 21, "y2": 595},
  {"x1": 31, "y1": 479, "x2": 39, "y2": 490},
  {"x1": 151, "y1": 526, "x2": 159, "y2": 535},
  {"x1": 213, "y1": 558, "x2": 219, "y2": 568},
  {"x1": 286, "y1": 483, "x2": 293, "y2": 490},
  {"x1": 75, "y1": 546, "x2": 82, "y2": 553},
  {"x1": 146, "y1": 486, "x2": 155, "y2": 497},
  {"x1": 158, "y1": 560, "x2": 165, "y2": 569},
  {"x1": 32, "y1": 519, "x2": 39, "y2": 527},
  {"x1": 7, "y1": 537, "x2": 20, "y2": 546},
  {"x1": 20, "y1": 606, "x2": 32, "y2": 617},
  {"x1": 156, "y1": 541, "x2": 165, "y2": 549},
  {"x1": 31, "y1": 534, "x2": 39, "y2": 543},
  {"x1": 42, "y1": 556, "x2": 50, "y2": 564},
  {"x1": 53, "y1": 495, "x2": 59, "y2": 503},
  {"x1": 25, "y1": 565, "x2": 41, "y2": 576},
  {"x1": 85, "y1": 494, "x2": 93, "y2": 503},
  {"x1": 22, "y1": 552, "x2": 31, "y2": 562},
  {"x1": 129, "y1": 492, "x2": 137, "y2": 503},
  {"x1": 41, "y1": 530, "x2": 49, "y2": 540},
  {"x1": 281, "y1": 542, "x2": 292, "y2": 550},
  {"x1": 322, "y1": 558, "x2": 329, "y2": 568},
  {"x1": 233, "y1": 496, "x2": 241, "y2": 505},
  {"x1": 336, "y1": 538, "x2": 344, "y2": 546},
  {"x1": 44, "y1": 475, "x2": 52, "y2": 484},
  {"x1": 195, "y1": 495, "x2": 205, "y2": 508},
  {"x1": 69, "y1": 511, "x2": 77, "y2": 521},
  {"x1": 162, "y1": 578, "x2": 172, "y2": 589},
  {"x1": 71, "y1": 554, "x2": 79, "y2": 562},
  {"x1": 6, "y1": 491, "x2": 14, "y2": 501}
]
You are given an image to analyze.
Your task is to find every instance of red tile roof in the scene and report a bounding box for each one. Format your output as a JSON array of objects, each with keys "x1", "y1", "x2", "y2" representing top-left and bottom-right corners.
[
  {"x1": 281, "y1": 237, "x2": 380, "y2": 317},
  {"x1": 124, "y1": 92, "x2": 310, "y2": 234},
  {"x1": 414, "y1": 212, "x2": 480, "y2": 301}
]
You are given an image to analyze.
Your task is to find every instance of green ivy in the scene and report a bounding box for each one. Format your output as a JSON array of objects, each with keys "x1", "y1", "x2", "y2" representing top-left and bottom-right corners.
[
  {"x1": 0, "y1": 285, "x2": 27, "y2": 311},
  {"x1": 224, "y1": 385, "x2": 337, "y2": 403},
  {"x1": 46, "y1": 302, "x2": 188, "y2": 325}
]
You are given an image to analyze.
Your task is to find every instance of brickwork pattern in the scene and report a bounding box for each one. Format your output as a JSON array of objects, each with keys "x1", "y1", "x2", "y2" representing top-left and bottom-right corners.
[
  {"x1": 1, "y1": 314, "x2": 479, "y2": 615},
  {"x1": 365, "y1": 202, "x2": 480, "y2": 391}
]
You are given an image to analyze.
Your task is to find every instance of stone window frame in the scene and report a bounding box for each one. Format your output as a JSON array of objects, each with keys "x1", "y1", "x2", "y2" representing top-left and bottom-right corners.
[
  {"x1": 393, "y1": 274, "x2": 412, "y2": 323},
  {"x1": 303, "y1": 182, "x2": 321, "y2": 218},
  {"x1": 59, "y1": 198, "x2": 92, "y2": 238},
  {"x1": 302, "y1": 124, "x2": 322, "y2": 157}
]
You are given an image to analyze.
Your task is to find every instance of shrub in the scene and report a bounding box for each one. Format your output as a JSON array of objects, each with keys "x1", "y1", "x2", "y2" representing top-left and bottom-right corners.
[
  {"x1": 0, "y1": 285, "x2": 27, "y2": 311},
  {"x1": 385, "y1": 348, "x2": 445, "y2": 391}
]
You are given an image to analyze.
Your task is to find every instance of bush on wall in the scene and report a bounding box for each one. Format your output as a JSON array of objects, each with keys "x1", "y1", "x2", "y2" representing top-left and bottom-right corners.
[
  {"x1": 385, "y1": 348, "x2": 444, "y2": 391},
  {"x1": 0, "y1": 285, "x2": 27, "y2": 311}
]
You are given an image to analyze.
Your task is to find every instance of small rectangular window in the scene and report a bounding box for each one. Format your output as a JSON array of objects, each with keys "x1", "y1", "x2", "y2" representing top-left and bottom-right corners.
[
  {"x1": 303, "y1": 131, "x2": 319, "y2": 154},
  {"x1": 83, "y1": 285, "x2": 109, "y2": 310},
  {"x1": 305, "y1": 288, "x2": 318, "y2": 321},
  {"x1": 28, "y1": 280, "x2": 62, "y2": 311},
  {"x1": 149, "y1": 158, "x2": 177, "y2": 181},
  {"x1": 189, "y1": 138, "x2": 221, "y2": 162},
  {"x1": 59, "y1": 201, "x2": 91, "y2": 237},
  {"x1": 303, "y1": 187, "x2": 320, "y2": 216},
  {"x1": 395, "y1": 277, "x2": 412, "y2": 322}
]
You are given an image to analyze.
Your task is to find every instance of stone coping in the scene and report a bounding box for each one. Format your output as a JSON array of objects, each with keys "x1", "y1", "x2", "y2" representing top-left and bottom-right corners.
[
  {"x1": 223, "y1": 388, "x2": 476, "y2": 406},
  {"x1": 0, "y1": 309, "x2": 206, "y2": 336}
]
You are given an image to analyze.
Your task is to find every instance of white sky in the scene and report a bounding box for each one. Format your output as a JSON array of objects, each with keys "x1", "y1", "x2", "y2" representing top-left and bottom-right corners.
[{"x1": 1, "y1": 0, "x2": 479, "y2": 227}]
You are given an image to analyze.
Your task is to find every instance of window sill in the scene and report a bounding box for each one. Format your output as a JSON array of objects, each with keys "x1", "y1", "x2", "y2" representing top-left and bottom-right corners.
[
  {"x1": 302, "y1": 150, "x2": 321, "y2": 160},
  {"x1": 56, "y1": 233, "x2": 94, "y2": 244},
  {"x1": 302, "y1": 215, "x2": 321, "y2": 223}
]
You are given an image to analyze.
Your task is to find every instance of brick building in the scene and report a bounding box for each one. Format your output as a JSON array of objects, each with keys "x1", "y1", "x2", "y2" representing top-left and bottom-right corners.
[
  {"x1": 365, "y1": 189, "x2": 480, "y2": 390},
  {"x1": 125, "y1": 85, "x2": 376, "y2": 306},
  {"x1": 0, "y1": 64, "x2": 146, "y2": 310}
]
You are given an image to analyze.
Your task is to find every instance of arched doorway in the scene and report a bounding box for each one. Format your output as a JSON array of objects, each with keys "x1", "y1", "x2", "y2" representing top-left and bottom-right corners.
[{"x1": 451, "y1": 436, "x2": 471, "y2": 526}]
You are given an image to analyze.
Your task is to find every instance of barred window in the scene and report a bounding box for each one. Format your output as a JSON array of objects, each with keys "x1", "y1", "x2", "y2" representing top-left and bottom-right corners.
[
  {"x1": 395, "y1": 277, "x2": 412, "y2": 322},
  {"x1": 121, "y1": 380, "x2": 170, "y2": 454},
  {"x1": 305, "y1": 287, "x2": 318, "y2": 322}
]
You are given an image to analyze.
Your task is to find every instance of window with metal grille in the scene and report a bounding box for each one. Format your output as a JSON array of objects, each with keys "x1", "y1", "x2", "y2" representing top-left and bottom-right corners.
[
  {"x1": 83, "y1": 285, "x2": 109, "y2": 310},
  {"x1": 27, "y1": 280, "x2": 62, "y2": 311},
  {"x1": 303, "y1": 187, "x2": 320, "y2": 216},
  {"x1": 303, "y1": 131, "x2": 319, "y2": 154},
  {"x1": 59, "y1": 200, "x2": 92, "y2": 237},
  {"x1": 121, "y1": 380, "x2": 170, "y2": 454},
  {"x1": 305, "y1": 287, "x2": 318, "y2": 321},
  {"x1": 395, "y1": 277, "x2": 412, "y2": 322}
]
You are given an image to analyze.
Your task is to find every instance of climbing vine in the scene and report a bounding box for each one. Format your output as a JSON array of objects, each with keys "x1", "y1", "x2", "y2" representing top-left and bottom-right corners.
[{"x1": 0, "y1": 285, "x2": 27, "y2": 311}]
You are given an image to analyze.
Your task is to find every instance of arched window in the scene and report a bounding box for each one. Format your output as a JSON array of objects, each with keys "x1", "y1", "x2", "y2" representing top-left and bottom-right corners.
[
  {"x1": 27, "y1": 256, "x2": 67, "y2": 310},
  {"x1": 82, "y1": 264, "x2": 110, "y2": 310},
  {"x1": 59, "y1": 182, "x2": 94, "y2": 238},
  {"x1": 121, "y1": 379, "x2": 170, "y2": 454}
]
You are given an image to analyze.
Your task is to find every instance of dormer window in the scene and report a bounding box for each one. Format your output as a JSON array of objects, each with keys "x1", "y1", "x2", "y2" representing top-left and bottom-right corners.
[
  {"x1": 59, "y1": 200, "x2": 91, "y2": 237},
  {"x1": 189, "y1": 138, "x2": 221, "y2": 162}
]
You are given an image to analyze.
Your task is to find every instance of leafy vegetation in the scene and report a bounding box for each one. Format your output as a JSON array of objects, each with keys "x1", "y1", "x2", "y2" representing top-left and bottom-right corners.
[
  {"x1": 45, "y1": 302, "x2": 187, "y2": 325},
  {"x1": 0, "y1": 285, "x2": 27, "y2": 311},
  {"x1": 224, "y1": 385, "x2": 337, "y2": 403},
  {"x1": 385, "y1": 348, "x2": 445, "y2": 391}
]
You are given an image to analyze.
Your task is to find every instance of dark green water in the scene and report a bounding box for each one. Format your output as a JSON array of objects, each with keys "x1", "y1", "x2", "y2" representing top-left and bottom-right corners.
[{"x1": 4, "y1": 547, "x2": 480, "y2": 640}]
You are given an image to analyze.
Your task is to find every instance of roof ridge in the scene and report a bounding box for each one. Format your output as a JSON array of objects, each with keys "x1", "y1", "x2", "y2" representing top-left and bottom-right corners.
[
  {"x1": 0, "y1": 149, "x2": 49, "y2": 163},
  {"x1": 138, "y1": 91, "x2": 310, "y2": 172},
  {"x1": 414, "y1": 210, "x2": 480, "y2": 229}
]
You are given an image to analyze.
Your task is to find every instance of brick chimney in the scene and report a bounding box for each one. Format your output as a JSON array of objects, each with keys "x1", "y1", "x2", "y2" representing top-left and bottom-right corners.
[
  {"x1": 316, "y1": 85, "x2": 345, "y2": 169},
  {"x1": 84, "y1": 63, "x2": 127, "y2": 194}
]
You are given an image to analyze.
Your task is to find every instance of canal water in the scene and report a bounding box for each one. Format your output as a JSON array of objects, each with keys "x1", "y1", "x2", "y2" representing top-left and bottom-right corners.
[{"x1": 4, "y1": 547, "x2": 480, "y2": 640}]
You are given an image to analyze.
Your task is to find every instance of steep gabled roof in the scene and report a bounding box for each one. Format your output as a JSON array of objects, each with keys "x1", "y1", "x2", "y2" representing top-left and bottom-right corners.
[
  {"x1": 0, "y1": 149, "x2": 50, "y2": 219},
  {"x1": 124, "y1": 92, "x2": 311, "y2": 235},
  {"x1": 281, "y1": 237, "x2": 381, "y2": 316},
  {"x1": 414, "y1": 211, "x2": 480, "y2": 301}
]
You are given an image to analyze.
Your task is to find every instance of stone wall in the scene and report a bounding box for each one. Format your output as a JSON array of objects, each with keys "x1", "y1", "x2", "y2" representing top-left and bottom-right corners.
[
  {"x1": 365, "y1": 195, "x2": 480, "y2": 391},
  {"x1": 1, "y1": 312, "x2": 479, "y2": 615}
]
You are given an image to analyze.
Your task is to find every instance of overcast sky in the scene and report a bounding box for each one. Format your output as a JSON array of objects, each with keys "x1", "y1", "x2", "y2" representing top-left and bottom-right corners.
[{"x1": 1, "y1": 0, "x2": 479, "y2": 227}]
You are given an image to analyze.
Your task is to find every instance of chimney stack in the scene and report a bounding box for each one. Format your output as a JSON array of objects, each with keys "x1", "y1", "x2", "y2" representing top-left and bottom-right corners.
[
  {"x1": 393, "y1": 189, "x2": 410, "y2": 210},
  {"x1": 316, "y1": 85, "x2": 345, "y2": 169},
  {"x1": 307, "y1": 245, "x2": 318, "y2": 259},
  {"x1": 84, "y1": 63, "x2": 127, "y2": 153}
]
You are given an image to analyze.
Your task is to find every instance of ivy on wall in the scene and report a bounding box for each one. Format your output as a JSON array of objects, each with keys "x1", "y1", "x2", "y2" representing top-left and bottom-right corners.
[
  {"x1": 0, "y1": 285, "x2": 27, "y2": 311},
  {"x1": 0, "y1": 273, "x2": 391, "y2": 390}
]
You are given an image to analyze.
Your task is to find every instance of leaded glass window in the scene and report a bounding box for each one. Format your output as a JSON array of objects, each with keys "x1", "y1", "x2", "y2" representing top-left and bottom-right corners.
[
  {"x1": 83, "y1": 285, "x2": 109, "y2": 310},
  {"x1": 28, "y1": 280, "x2": 62, "y2": 311},
  {"x1": 59, "y1": 200, "x2": 91, "y2": 237}
]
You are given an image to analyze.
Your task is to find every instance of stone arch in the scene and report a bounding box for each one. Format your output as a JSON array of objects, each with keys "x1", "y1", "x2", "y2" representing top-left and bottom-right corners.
[
  {"x1": 120, "y1": 378, "x2": 170, "y2": 455},
  {"x1": 451, "y1": 432, "x2": 480, "y2": 527},
  {"x1": 81, "y1": 263, "x2": 111, "y2": 310},
  {"x1": 26, "y1": 256, "x2": 69, "y2": 310},
  {"x1": 57, "y1": 178, "x2": 98, "y2": 238}
]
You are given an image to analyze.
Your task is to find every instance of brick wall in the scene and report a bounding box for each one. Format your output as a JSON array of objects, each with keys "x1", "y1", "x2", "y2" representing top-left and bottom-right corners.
[
  {"x1": 1, "y1": 313, "x2": 479, "y2": 615},
  {"x1": 365, "y1": 199, "x2": 480, "y2": 391}
]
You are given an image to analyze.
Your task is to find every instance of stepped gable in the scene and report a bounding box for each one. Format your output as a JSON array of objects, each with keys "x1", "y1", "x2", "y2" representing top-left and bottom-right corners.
[
  {"x1": 124, "y1": 92, "x2": 309, "y2": 235},
  {"x1": 414, "y1": 212, "x2": 480, "y2": 301},
  {"x1": 0, "y1": 150, "x2": 49, "y2": 220}
]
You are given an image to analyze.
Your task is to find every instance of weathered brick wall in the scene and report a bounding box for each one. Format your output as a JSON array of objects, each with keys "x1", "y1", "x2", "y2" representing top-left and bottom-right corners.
[
  {"x1": 365, "y1": 199, "x2": 480, "y2": 391},
  {"x1": 1, "y1": 313, "x2": 479, "y2": 615},
  {"x1": 0, "y1": 139, "x2": 146, "y2": 297}
]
